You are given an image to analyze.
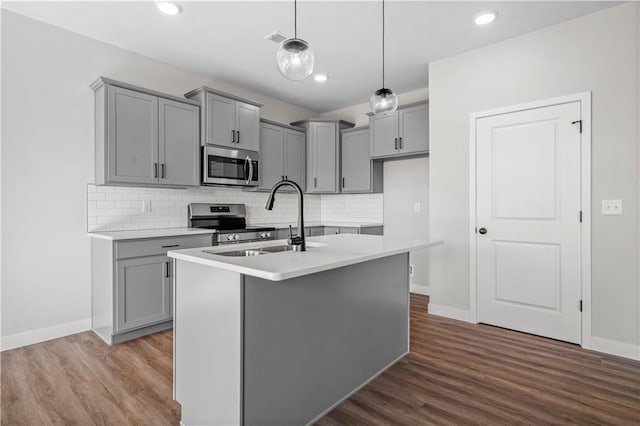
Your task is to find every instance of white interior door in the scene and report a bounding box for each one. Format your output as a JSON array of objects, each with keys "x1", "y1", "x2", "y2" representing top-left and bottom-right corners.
[{"x1": 475, "y1": 101, "x2": 582, "y2": 344}]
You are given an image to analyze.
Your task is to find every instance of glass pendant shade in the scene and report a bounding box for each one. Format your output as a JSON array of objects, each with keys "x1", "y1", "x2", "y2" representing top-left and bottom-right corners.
[
  {"x1": 370, "y1": 88, "x2": 398, "y2": 115},
  {"x1": 277, "y1": 38, "x2": 315, "y2": 81}
]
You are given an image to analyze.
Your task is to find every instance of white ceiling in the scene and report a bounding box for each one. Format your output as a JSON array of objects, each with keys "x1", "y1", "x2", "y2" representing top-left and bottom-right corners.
[{"x1": 3, "y1": 1, "x2": 619, "y2": 112}]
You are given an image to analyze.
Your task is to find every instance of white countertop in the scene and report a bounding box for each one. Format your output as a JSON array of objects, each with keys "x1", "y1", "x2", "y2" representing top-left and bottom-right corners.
[
  {"x1": 86, "y1": 222, "x2": 384, "y2": 241},
  {"x1": 168, "y1": 234, "x2": 443, "y2": 281},
  {"x1": 87, "y1": 228, "x2": 215, "y2": 241},
  {"x1": 270, "y1": 221, "x2": 384, "y2": 229}
]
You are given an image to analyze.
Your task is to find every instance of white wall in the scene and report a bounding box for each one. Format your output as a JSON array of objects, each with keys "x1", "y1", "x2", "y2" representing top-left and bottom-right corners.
[
  {"x1": 321, "y1": 90, "x2": 430, "y2": 292},
  {"x1": 429, "y1": 3, "x2": 640, "y2": 349},
  {"x1": 0, "y1": 10, "x2": 318, "y2": 346}
]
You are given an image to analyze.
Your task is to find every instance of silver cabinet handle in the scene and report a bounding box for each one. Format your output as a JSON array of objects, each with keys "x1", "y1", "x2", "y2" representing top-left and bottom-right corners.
[
  {"x1": 164, "y1": 261, "x2": 170, "y2": 278},
  {"x1": 161, "y1": 244, "x2": 180, "y2": 248},
  {"x1": 232, "y1": 130, "x2": 236, "y2": 143},
  {"x1": 161, "y1": 163, "x2": 166, "y2": 179},
  {"x1": 342, "y1": 177, "x2": 345, "y2": 187},
  {"x1": 394, "y1": 138, "x2": 398, "y2": 150},
  {"x1": 314, "y1": 177, "x2": 317, "y2": 188},
  {"x1": 237, "y1": 130, "x2": 240, "y2": 144},
  {"x1": 153, "y1": 163, "x2": 158, "y2": 178},
  {"x1": 399, "y1": 137, "x2": 403, "y2": 149}
]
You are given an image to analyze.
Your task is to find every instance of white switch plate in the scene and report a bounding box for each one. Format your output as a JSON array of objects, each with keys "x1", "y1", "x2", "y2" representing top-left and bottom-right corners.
[
  {"x1": 409, "y1": 264, "x2": 414, "y2": 277},
  {"x1": 142, "y1": 200, "x2": 152, "y2": 213},
  {"x1": 414, "y1": 202, "x2": 421, "y2": 213},
  {"x1": 602, "y1": 199, "x2": 623, "y2": 215}
]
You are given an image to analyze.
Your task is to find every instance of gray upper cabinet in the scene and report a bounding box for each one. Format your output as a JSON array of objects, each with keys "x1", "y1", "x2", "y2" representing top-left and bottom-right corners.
[
  {"x1": 107, "y1": 86, "x2": 159, "y2": 184},
  {"x1": 283, "y1": 129, "x2": 306, "y2": 189},
  {"x1": 341, "y1": 127, "x2": 383, "y2": 193},
  {"x1": 291, "y1": 119, "x2": 355, "y2": 194},
  {"x1": 258, "y1": 120, "x2": 305, "y2": 191},
  {"x1": 186, "y1": 87, "x2": 262, "y2": 152},
  {"x1": 92, "y1": 77, "x2": 200, "y2": 187},
  {"x1": 116, "y1": 255, "x2": 172, "y2": 333},
  {"x1": 370, "y1": 102, "x2": 429, "y2": 159},
  {"x1": 159, "y1": 99, "x2": 200, "y2": 186}
]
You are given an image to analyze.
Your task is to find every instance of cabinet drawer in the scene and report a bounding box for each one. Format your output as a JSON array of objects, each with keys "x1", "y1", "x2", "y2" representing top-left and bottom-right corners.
[{"x1": 116, "y1": 235, "x2": 212, "y2": 259}]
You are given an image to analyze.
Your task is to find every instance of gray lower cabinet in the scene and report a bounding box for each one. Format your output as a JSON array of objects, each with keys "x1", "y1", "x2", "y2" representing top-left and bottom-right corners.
[
  {"x1": 185, "y1": 87, "x2": 262, "y2": 151},
  {"x1": 92, "y1": 77, "x2": 200, "y2": 187},
  {"x1": 370, "y1": 101, "x2": 429, "y2": 159},
  {"x1": 341, "y1": 127, "x2": 383, "y2": 193},
  {"x1": 91, "y1": 234, "x2": 212, "y2": 344},
  {"x1": 291, "y1": 119, "x2": 355, "y2": 194},
  {"x1": 116, "y1": 255, "x2": 172, "y2": 333},
  {"x1": 307, "y1": 226, "x2": 325, "y2": 237},
  {"x1": 259, "y1": 120, "x2": 306, "y2": 191},
  {"x1": 324, "y1": 226, "x2": 384, "y2": 236}
]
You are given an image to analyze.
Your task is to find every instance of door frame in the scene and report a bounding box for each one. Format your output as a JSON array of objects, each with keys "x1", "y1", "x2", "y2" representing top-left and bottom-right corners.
[{"x1": 468, "y1": 92, "x2": 592, "y2": 348}]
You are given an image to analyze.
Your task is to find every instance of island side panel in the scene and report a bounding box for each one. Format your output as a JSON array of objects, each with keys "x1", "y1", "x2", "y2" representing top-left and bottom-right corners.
[
  {"x1": 174, "y1": 260, "x2": 243, "y2": 426},
  {"x1": 243, "y1": 253, "x2": 410, "y2": 426}
]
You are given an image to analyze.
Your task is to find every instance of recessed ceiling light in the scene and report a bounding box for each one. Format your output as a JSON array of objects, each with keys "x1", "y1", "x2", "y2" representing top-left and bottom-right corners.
[
  {"x1": 474, "y1": 10, "x2": 498, "y2": 26},
  {"x1": 313, "y1": 74, "x2": 329, "y2": 83},
  {"x1": 157, "y1": 1, "x2": 182, "y2": 16}
]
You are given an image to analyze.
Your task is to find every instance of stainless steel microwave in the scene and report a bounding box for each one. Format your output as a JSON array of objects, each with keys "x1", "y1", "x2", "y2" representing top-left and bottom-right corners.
[{"x1": 202, "y1": 146, "x2": 259, "y2": 187}]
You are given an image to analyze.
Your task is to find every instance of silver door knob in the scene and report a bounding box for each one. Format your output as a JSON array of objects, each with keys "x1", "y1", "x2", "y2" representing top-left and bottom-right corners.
[{"x1": 478, "y1": 228, "x2": 487, "y2": 235}]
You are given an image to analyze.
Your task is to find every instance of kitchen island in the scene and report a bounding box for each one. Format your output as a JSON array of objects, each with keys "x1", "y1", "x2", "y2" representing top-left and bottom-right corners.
[{"x1": 168, "y1": 234, "x2": 443, "y2": 426}]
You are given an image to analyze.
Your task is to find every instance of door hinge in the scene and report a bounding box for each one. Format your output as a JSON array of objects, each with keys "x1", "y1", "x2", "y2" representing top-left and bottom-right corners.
[
  {"x1": 571, "y1": 120, "x2": 583, "y2": 133},
  {"x1": 579, "y1": 300, "x2": 583, "y2": 312},
  {"x1": 579, "y1": 211, "x2": 583, "y2": 222}
]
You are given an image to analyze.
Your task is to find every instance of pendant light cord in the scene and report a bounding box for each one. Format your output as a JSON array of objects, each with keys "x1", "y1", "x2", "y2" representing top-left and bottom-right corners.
[
  {"x1": 382, "y1": 0, "x2": 385, "y2": 88},
  {"x1": 294, "y1": 0, "x2": 297, "y2": 39}
]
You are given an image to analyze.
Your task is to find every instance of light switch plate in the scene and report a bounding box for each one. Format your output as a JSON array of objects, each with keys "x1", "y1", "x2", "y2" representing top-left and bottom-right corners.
[
  {"x1": 142, "y1": 200, "x2": 152, "y2": 213},
  {"x1": 414, "y1": 202, "x2": 421, "y2": 213},
  {"x1": 602, "y1": 199, "x2": 623, "y2": 215}
]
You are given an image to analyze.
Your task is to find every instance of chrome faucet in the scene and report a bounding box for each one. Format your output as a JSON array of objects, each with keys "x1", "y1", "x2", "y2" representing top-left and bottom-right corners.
[{"x1": 265, "y1": 179, "x2": 306, "y2": 251}]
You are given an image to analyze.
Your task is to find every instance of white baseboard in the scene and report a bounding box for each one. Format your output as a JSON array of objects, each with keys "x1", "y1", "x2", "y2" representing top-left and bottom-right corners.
[
  {"x1": 427, "y1": 303, "x2": 472, "y2": 323},
  {"x1": 1, "y1": 318, "x2": 91, "y2": 351},
  {"x1": 590, "y1": 336, "x2": 640, "y2": 361},
  {"x1": 410, "y1": 283, "x2": 430, "y2": 295}
]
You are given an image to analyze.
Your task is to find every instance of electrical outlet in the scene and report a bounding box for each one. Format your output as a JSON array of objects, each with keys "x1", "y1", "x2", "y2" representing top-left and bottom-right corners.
[
  {"x1": 602, "y1": 199, "x2": 623, "y2": 215},
  {"x1": 142, "y1": 200, "x2": 152, "y2": 213},
  {"x1": 414, "y1": 202, "x2": 421, "y2": 213},
  {"x1": 409, "y1": 264, "x2": 414, "y2": 277}
]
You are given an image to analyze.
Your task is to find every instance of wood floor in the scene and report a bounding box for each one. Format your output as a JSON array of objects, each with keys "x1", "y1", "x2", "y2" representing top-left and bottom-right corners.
[{"x1": 2, "y1": 295, "x2": 639, "y2": 425}]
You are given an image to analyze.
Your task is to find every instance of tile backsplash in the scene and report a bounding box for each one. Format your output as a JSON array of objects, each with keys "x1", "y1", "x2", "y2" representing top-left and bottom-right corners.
[{"x1": 87, "y1": 185, "x2": 384, "y2": 232}]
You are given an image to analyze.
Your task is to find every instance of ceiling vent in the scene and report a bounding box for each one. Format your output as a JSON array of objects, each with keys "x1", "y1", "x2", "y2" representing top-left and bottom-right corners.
[{"x1": 265, "y1": 31, "x2": 289, "y2": 44}]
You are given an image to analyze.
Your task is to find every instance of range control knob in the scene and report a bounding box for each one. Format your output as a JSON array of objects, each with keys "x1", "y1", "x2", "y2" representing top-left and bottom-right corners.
[
  {"x1": 266, "y1": 232, "x2": 272, "y2": 238},
  {"x1": 233, "y1": 234, "x2": 240, "y2": 240},
  {"x1": 259, "y1": 232, "x2": 267, "y2": 239}
]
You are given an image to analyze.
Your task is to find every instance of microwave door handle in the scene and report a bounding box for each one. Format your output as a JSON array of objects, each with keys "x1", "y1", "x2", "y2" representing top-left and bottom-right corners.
[
  {"x1": 244, "y1": 156, "x2": 250, "y2": 184},
  {"x1": 248, "y1": 157, "x2": 254, "y2": 184}
]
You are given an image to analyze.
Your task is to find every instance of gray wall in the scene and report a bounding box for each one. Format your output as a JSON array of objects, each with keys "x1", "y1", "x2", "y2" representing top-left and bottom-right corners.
[{"x1": 429, "y1": 3, "x2": 639, "y2": 345}]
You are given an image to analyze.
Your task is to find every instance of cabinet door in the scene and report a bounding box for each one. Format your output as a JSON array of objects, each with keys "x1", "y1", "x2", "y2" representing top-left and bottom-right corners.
[
  {"x1": 339, "y1": 227, "x2": 360, "y2": 234},
  {"x1": 370, "y1": 113, "x2": 398, "y2": 158},
  {"x1": 324, "y1": 226, "x2": 340, "y2": 235},
  {"x1": 307, "y1": 227, "x2": 324, "y2": 237},
  {"x1": 116, "y1": 256, "x2": 172, "y2": 333},
  {"x1": 205, "y1": 93, "x2": 235, "y2": 147},
  {"x1": 341, "y1": 129, "x2": 371, "y2": 192},
  {"x1": 308, "y1": 123, "x2": 337, "y2": 193},
  {"x1": 398, "y1": 103, "x2": 429, "y2": 154},
  {"x1": 159, "y1": 99, "x2": 200, "y2": 186},
  {"x1": 259, "y1": 123, "x2": 285, "y2": 190},
  {"x1": 236, "y1": 102, "x2": 260, "y2": 152},
  {"x1": 284, "y1": 129, "x2": 306, "y2": 191},
  {"x1": 107, "y1": 86, "x2": 158, "y2": 184}
]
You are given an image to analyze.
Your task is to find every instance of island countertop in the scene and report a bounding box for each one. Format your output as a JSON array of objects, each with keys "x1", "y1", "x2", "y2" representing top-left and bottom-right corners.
[{"x1": 168, "y1": 234, "x2": 443, "y2": 281}]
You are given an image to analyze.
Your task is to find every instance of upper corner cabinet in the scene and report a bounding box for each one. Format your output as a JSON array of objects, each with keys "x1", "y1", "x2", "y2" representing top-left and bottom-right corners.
[
  {"x1": 185, "y1": 87, "x2": 262, "y2": 152},
  {"x1": 91, "y1": 77, "x2": 200, "y2": 187},
  {"x1": 370, "y1": 102, "x2": 429, "y2": 159}
]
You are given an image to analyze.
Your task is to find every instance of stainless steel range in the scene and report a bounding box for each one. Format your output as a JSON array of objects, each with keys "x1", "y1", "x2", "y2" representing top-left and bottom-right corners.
[{"x1": 188, "y1": 203, "x2": 276, "y2": 245}]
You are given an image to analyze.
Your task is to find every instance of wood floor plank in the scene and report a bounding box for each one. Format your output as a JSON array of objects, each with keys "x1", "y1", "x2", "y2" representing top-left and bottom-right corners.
[{"x1": 2, "y1": 294, "x2": 639, "y2": 425}]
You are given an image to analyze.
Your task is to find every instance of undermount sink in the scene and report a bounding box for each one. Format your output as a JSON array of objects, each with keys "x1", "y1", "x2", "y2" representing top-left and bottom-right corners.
[{"x1": 205, "y1": 242, "x2": 327, "y2": 257}]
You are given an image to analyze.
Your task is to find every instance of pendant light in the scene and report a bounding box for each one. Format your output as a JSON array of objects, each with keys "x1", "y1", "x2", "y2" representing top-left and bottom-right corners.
[
  {"x1": 277, "y1": 0, "x2": 315, "y2": 81},
  {"x1": 370, "y1": 0, "x2": 398, "y2": 115}
]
